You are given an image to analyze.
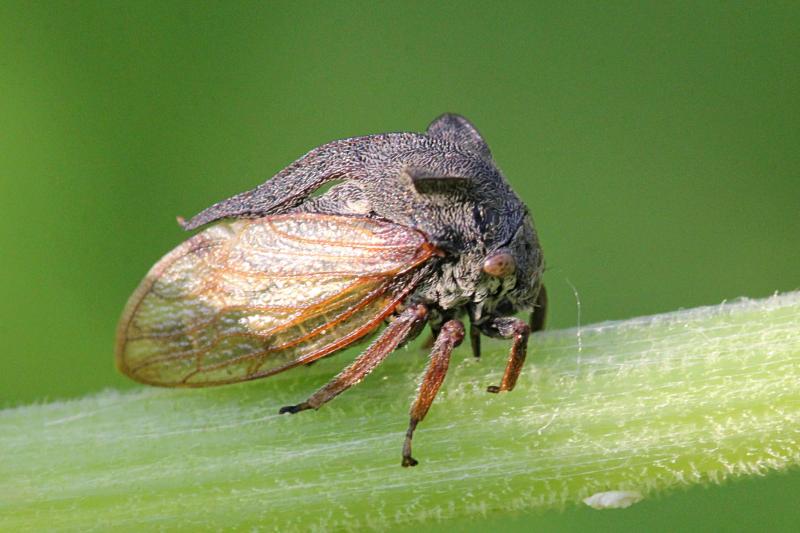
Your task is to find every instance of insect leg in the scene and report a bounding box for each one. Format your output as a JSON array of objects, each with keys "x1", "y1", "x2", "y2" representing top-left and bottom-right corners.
[
  {"x1": 420, "y1": 322, "x2": 440, "y2": 350},
  {"x1": 530, "y1": 284, "x2": 548, "y2": 333},
  {"x1": 483, "y1": 285, "x2": 546, "y2": 393},
  {"x1": 279, "y1": 303, "x2": 429, "y2": 414},
  {"x1": 402, "y1": 319, "x2": 464, "y2": 467},
  {"x1": 469, "y1": 321, "x2": 481, "y2": 359},
  {"x1": 482, "y1": 316, "x2": 531, "y2": 394}
]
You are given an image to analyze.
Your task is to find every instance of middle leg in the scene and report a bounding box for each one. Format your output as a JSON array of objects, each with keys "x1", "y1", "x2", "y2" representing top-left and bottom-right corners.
[{"x1": 402, "y1": 319, "x2": 465, "y2": 467}]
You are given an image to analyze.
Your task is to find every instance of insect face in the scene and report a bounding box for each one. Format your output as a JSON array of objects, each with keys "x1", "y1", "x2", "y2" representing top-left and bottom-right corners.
[{"x1": 116, "y1": 113, "x2": 547, "y2": 467}]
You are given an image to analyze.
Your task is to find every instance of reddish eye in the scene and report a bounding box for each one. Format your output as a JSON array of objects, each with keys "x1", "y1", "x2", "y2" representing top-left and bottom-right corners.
[{"x1": 482, "y1": 250, "x2": 516, "y2": 277}]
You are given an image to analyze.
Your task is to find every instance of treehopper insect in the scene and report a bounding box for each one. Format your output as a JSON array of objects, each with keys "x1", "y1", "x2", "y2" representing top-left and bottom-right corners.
[{"x1": 116, "y1": 114, "x2": 547, "y2": 466}]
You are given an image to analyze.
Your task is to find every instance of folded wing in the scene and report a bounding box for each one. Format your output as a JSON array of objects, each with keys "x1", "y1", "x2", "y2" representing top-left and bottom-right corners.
[{"x1": 116, "y1": 214, "x2": 435, "y2": 386}]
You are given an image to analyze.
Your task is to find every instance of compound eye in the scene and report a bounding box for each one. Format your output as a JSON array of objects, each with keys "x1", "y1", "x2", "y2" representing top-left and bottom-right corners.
[{"x1": 482, "y1": 250, "x2": 516, "y2": 278}]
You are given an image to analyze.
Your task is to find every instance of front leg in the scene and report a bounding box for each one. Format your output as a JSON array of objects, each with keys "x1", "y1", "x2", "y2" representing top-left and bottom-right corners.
[
  {"x1": 481, "y1": 316, "x2": 530, "y2": 393},
  {"x1": 482, "y1": 284, "x2": 547, "y2": 393}
]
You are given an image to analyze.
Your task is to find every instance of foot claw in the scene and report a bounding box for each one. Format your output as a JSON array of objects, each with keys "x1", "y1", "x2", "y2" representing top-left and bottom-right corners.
[
  {"x1": 486, "y1": 385, "x2": 500, "y2": 393},
  {"x1": 278, "y1": 402, "x2": 309, "y2": 414},
  {"x1": 401, "y1": 455, "x2": 418, "y2": 467}
]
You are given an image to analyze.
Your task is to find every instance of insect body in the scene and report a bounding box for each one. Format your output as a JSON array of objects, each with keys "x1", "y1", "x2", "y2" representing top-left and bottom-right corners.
[{"x1": 116, "y1": 114, "x2": 547, "y2": 466}]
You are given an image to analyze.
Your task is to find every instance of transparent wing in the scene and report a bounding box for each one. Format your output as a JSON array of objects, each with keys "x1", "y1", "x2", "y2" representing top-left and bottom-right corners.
[{"x1": 116, "y1": 214, "x2": 435, "y2": 387}]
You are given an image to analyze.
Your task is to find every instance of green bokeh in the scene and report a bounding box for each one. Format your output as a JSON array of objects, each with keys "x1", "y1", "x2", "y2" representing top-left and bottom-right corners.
[{"x1": 1, "y1": 1, "x2": 798, "y2": 530}]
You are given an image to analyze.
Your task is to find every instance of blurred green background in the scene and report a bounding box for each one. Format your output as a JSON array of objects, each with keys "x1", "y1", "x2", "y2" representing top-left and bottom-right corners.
[{"x1": 1, "y1": 0, "x2": 798, "y2": 530}]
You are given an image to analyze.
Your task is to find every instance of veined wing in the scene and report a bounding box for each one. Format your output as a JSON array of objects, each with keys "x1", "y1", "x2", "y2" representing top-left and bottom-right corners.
[{"x1": 116, "y1": 214, "x2": 435, "y2": 387}]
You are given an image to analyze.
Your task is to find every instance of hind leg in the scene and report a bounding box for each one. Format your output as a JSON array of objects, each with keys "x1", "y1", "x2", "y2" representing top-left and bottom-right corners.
[{"x1": 279, "y1": 304, "x2": 428, "y2": 414}]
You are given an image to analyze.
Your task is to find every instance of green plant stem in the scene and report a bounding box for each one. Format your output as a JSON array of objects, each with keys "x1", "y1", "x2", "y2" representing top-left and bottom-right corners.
[{"x1": 2, "y1": 292, "x2": 799, "y2": 531}]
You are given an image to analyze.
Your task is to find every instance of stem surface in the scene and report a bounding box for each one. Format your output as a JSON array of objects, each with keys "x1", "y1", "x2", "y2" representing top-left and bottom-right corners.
[{"x1": 2, "y1": 292, "x2": 799, "y2": 531}]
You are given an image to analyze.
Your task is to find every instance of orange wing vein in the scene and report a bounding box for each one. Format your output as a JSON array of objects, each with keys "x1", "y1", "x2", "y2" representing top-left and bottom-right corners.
[{"x1": 115, "y1": 214, "x2": 435, "y2": 387}]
